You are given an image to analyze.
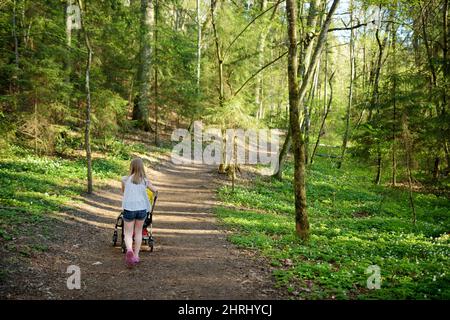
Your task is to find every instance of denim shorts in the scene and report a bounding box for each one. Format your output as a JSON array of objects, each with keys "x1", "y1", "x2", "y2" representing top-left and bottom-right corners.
[{"x1": 122, "y1": 209, "x2": 147, "y2": 222}]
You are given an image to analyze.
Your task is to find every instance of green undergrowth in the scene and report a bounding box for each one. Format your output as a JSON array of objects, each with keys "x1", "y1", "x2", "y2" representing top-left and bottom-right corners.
[
  {"x1": 0, "y1": 141, "x2": 168, "y2": 245},
  {"x1": 216, "y1": 156, "x2": 450, "y2": 300}
]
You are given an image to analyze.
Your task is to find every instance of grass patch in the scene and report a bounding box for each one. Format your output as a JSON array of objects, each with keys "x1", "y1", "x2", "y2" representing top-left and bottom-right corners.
[
  {"x1": 0, "y1": 146, "x2": 130, "y2": 245},
  {"x1": 216, "y1": 157, "x2": 450, "y2": 299}
]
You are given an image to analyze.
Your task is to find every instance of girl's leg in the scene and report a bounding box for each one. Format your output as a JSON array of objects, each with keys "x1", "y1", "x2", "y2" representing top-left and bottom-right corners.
[
  {"x1": 123, "y1": 220, "x2": 135, "y2": 252},
  {"x1": 133, "y1": 219, "x2": 145, "y2": 258}
]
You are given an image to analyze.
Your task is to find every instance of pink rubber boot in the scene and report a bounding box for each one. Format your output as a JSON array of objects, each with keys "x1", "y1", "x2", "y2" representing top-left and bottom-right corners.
[
  {"x1": 125, "y1": 250, "x2": 134, "y2": 267},
  {"x1": 132, "y1": 256, "x2": 140, "y2": 265}
]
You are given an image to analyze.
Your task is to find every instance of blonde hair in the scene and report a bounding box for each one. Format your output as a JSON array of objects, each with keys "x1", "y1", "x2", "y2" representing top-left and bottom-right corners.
[{"x1": 129, "y1": 157, "x2": 147, "y2": 184}]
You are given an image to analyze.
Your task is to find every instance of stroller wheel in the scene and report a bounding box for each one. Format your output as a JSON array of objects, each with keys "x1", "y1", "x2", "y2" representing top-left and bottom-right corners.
[
  {"x1": 148, "y1": 238, "x2": 154, "y2": 252},
  {"x1": 112, "y1": 231, "x2": 118, "y2": 246},
  {"x1": 121, "y1": 246, "x2": 126, "y2": 253}
]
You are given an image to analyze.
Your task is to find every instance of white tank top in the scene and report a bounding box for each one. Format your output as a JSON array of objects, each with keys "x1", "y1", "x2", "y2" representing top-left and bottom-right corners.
[{"x1": 121, "y1": 175, "x2": 151, "y2": 212}]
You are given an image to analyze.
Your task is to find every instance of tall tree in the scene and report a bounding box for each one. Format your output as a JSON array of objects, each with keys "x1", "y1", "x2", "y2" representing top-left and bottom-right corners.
[
  {"x1": 337, "y1": 0, "x2": 355, "y2": 169},
  {"x1": 274, "y1": 0, "x2": 323, "y2": 179},
  {"x1": 133, "y1": 0, "x2": 154, "y2": 131},
  {"x1": 390, "y1": 8, "x2": 398, "y2": 186},
  {"x1": 311, "y1": 70, "x2": 335, "y2": 164},
  {"x1": 154, "y1": 0, "x2": 160, "y2": 145},
  {"x1": 255, "y1": 0, "x2": 268, "y2": 119},
  {"x1": 286, "y1": 0, "x2": 339, "y2": 239},
  {"x1": 196, "y1": 0, "x2": 202, "y2": 94},
  {"x1": 286, "y1": 0, "x2": 309, "y2": 239},
  {"x1": 77, "y1": 0, "x2": 93, "y2": 194},
  {"x1": 372, "y1": 24, "x2": 389, "y2": 185}
]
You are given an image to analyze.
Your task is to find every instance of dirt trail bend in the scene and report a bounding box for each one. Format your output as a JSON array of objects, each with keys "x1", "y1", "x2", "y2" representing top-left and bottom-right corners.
[{"x1": 44, "y1": 159, "x2": 284, "y2": 299}]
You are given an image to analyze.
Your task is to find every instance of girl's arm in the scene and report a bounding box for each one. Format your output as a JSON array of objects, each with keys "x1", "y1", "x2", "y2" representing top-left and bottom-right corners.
[
  {"x1": 121, "y1": 176, "x2": 126, "y2": 194},
  {"x1": 146, "y1": 179, "x2": 158, "y2": 195}
]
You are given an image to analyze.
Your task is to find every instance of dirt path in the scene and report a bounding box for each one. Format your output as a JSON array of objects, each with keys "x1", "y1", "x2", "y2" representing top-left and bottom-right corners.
[{"x1": 7, "y1": 156, "x2": 284, "y2": 299}]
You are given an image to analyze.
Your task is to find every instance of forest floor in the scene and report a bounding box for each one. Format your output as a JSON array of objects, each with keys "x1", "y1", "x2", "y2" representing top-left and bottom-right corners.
[
  {"x1": 216, "y1": 156, "x2": 450, "y2": 299},
  {"x1": 0, "y1": 148, "x2": 286, "y2": 299},
  {"x1": 1, "y1": 131, "x2": 449, "y2": 299}
]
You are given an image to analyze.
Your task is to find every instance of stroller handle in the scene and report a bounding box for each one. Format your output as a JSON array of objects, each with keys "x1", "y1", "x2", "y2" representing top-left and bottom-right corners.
[{"x1": 147, "y1": 189, "x2": 158, "y2": 214}]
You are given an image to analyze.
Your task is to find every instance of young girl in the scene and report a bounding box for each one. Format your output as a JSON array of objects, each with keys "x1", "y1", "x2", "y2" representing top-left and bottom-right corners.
[{"x1": 121, "y1": 157, "x2": 158, "y2": 267}]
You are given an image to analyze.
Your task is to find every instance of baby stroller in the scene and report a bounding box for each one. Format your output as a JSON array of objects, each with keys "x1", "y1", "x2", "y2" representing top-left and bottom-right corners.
[{"x1": 112, "y1": 189, "x2": 158, "y2": 253}]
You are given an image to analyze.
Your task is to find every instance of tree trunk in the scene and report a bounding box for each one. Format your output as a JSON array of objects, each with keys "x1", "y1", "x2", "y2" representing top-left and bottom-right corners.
[
  {"x1": 13, "y1": 0, "x2": 19, "y2": 70},
  {"x1": 84, "y1": 29, "x2": 93, "y2": 195},
  {"x1": 442, "y1": 0, "x2": 449, "y2": 170},
  {"x1": 303, "y1": 61, "x2": 320, "y2": 164},
  {"x1": 230, "y1": 135, "x2": 238, "y2": 192},
  {"x1": 297, "y1": 0, "x2": 339, "y2": 171},
  {"x1": 210, "y1": 0, "x2": 227, "y2": 173},
  {"x1": 78, "y1": 0, "x2": 93, "y2": 194},
  {"x1": 432, "y1": 157, "x2": 440, "y2": 181},
  {"x1": 299, "y1": 0, "x2": 322, "y2": 161},
  {"x1": 133, "y1": 0, "x2": 154, "y2": 131},
  {"x1": 444, "y1": 142, "x2": 450, "y2": 171},
  {"x1": 34, "y1": 91, "x2": 38, "y2": 154},
  {"x1": 274, "y1": 126, "x2": 292, "y2": 180},
  {"x1": 402, "y1": 115, "x2": 416, "y2": 225},
  {"x1": 64, "y1": 0, "x2": 74, "y2": 114},
  {"x1": 299, "y1": 0, "x2": 322, "y2": 80},
  {"x1": 338, "y1": 0, "x2": 355, "y2": 169},
  {"x1": 407, "y1": 158, "x2": 416, "y2": 226},
  {"x1": 391, "y1": 15, "x2": 398, "y2": 186},
  {"x1": 370, "y1": 26, "x2": 388, "y2": 183},
  {"x1": 287, "y1": 0, "x2": 340, "y2": 240},
  {"x1": 419, "y1": 3, "x2": 437, "y2": 90},
  {"x1": 154, "y1": 0, "x2": 159, "y2": 146},
  {"x1": 218, "y1": 129, "x2": 227, "y2": 174},
  {"x1": 443, "y1": 0, "x2": 448, "y2": 112},
  {"x1": 311, "y1": 71, "x2": 335, "y2": 164},
  {"x1": 370, "y1": 28, "x2": 387, "y2": 114},
  {"x1": 286, "y1": 0, "x2": 310, "y2": 240},
  {"x1": 422, "y1": 1, "x2": 450, "y2": 173},
  {"x1": 297, "y1": 0, "x2": 339, "y2": 105},
  {"x1": 323, "y1": 41, "x2": 328, "y2": 114},
  {"x1": 276, "y1": 0, "x2": 335, "y2": 177},
  {"x1": 392, "y1": 102, "x2": 397, "y2": 186},
  {"x1": 374, "y1": 149, "x2": 382, "y2": 185},
  {"x1": 210, "y1": 0, "x2": 224, "y2": 107},
  {"x1": 11, "y1": 0, "x2": 20, "y2": 100},
  {"x1": 255, "y1": 0, "x2": 268, "y2": 119},
  {"x1": 196, "y1": 0, "x2": 202, "y2": 93}
]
